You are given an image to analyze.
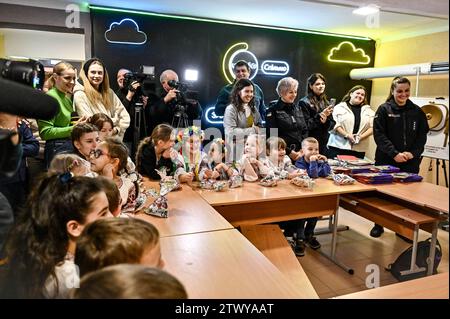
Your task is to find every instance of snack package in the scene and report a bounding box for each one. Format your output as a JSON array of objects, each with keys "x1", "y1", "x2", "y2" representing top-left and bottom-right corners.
[
  {"x1": 332, "y1": 173, "x2": 356, "y2": 185},
  {"x1": 259, "y1": 175, "x2": 278, "y2": 187},
  {"x1": 290, "y1": 175, "x2": 315, "y2": 189},
  {"x1": 200, "y1": 179, "x2": 228, "y2": 191},
  {"x1": 228, "y1": 174, "x2": 243, "y2": 188},
  {"x1": 144, "y1": 195, "x2": 168, "y2": 218},
  {"x1": 155, "y1": 167, "x2": 181, "y2": 195}
]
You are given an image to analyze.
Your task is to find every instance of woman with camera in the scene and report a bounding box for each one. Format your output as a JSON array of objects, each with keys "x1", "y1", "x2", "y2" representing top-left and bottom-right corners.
[{"x1": 73, "y1": 58, "x2": 130, "y2": 141}]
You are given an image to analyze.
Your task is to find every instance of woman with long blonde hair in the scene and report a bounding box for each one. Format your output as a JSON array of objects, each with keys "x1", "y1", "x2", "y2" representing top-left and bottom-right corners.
[{"x1": 73, "y1": 58, "x2": 130, "y2": 141}]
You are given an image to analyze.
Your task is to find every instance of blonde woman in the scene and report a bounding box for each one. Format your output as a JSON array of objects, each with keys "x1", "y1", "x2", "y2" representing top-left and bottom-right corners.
[{"x1": 73, "y1": 58, "x2": 130, "y2": 140}]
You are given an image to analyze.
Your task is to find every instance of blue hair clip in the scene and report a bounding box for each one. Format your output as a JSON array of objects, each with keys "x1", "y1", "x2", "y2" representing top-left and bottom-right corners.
[{"x1": 59, "y1": 171, "x2": 74, "y2": 184}]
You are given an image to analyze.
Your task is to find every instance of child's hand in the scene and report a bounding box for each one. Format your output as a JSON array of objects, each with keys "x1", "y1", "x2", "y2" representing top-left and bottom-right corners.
[
  {"x1": 317, "y1": 154, "x2": 328, "y2": 162},
  {"x1": 210, "y1": 170, "x2": 220, "y2": 180},
  {"x1": 102, "y1": 163, "x2": 115, "y2": 178},
  {"x1": 179, "y1": 172, "x2": 194, "y2": 183},
  {"x1": 309, "y1": 155, "x2": 318, "y2": 162},
  {"x1": 214, "y1": 163, "x2": 226, "y2": 171}
]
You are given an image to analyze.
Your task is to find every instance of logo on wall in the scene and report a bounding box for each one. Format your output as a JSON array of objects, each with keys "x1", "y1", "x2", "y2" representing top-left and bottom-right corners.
[
  {"x1": 327, "y1": 41, "x2": 370, "y2": 65},
  {"x1": 222, "y1": 42, "x2": 291, "y2": 84},
  {"x1": 105, "y1": 18, "x2": 147, "y2": 45}
]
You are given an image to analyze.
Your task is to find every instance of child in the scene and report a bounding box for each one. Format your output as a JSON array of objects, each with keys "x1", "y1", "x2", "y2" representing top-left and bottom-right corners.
[
  {"x1": 49, "y1": 153, "x2": 95, "y2": 177},
  {"x1": 89, "y1": 137, "x2": 139, "y2": 215},
  {"x1": 207, "y1": 138, "x2": 238, "y2": 180},
  {"x1": 96, "y1": 176, "x2": 122, "y2": 217},
  {"x1": 238, "y1": 134, "x2": 269, "y2": 182},
  {"x1": 264, "y1": 136, "x2": 306, "y2": 179},
  {"x1": 87, "y1": 113, "x2": 114, "y2": 142},
  {"x1": 136, "y1": 124, "x2": 191, "y2": 183},
  {"x1": 177, "y1": 126, "x2": 210, "y2": 181},
  {"x1": 75, "y1": 218, "x2": 163, "y2": 277},
  {"x1": 72, "y1": 264, "x2": 187, "y2": 299},
  {"x1": 0, "y1": 173, "x2": 112, "y2": 298},
  {"x1": 71, "y1": 122, "x2": 99, "y2": 161},
  {"x1": 295, "y1": 137, "x2": 331, "y2": 178},
  {"x1": 292, "y1": 137, "x2": 330, "y2": 256}
]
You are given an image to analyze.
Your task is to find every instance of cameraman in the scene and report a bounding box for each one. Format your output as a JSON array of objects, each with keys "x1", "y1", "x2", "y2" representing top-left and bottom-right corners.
[
  {"x1": 149, "y1": 69, "x2": 201, "y2": 129},
  {"x1": 116, "y1": 69, "x2": 148, "y2": 146}
]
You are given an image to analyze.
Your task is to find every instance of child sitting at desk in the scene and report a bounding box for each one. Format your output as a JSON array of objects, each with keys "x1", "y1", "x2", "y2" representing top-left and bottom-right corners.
[
  {"x1": 292, "y1": 137, "x2": 331, "y2": 256},
  {"x1": 75, "y1": 218, "x2": 164, "y2": 278},
  {"x1": 176, "y1": 125, "x2": 210, "y2": 182},
  {"x1": 238, "y1": 134, "x2": 269, "y2": 182},
  {"x1": 207, "y1": 138, "x2": 238, "y2": 180},
  {"x1": 135, "y1": 124, "x2": 191, "y2": 183},
  {"x1": 295, "y1": 137, "x2": 331, "y2": 178},
  {"x1": 263, "y1": 136, "x2": 306, "y2": 179}
]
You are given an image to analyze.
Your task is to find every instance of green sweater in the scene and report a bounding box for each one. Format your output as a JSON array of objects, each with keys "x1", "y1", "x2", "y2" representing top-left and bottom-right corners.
[{"x1": 38, "y1": 88, "x2": 74, "y2": 140}]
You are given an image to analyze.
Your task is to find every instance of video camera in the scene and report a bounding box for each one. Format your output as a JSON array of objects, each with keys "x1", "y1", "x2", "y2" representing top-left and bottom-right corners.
[
  {"x1": 0, "y1": 57, "x2": 45, "y2": 90},
  {"x1": 123, "y1": 66, "x2": 157, "y2": 97},
  {"x1": 167, "y1": 80, "x2": 199, "y2": 104}
]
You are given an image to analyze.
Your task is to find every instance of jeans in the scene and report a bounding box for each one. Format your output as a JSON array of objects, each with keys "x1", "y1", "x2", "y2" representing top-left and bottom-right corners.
[
  {"x1": 297, "y1": 217, "x2": 318, "y2": 240},
  {"x1": 44, "y1": 139, "x2": 74, "y2": 169}
]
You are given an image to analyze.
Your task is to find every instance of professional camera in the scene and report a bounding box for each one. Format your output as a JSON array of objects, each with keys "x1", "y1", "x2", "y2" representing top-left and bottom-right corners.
[
  {"x1": 167, "y1": 80, "x2": 199, "y2": 128},
  {"x1": 123, "y1": 68, "x2": 157, "y2": 97},
  {"x1": 0, "y1": 57, "x2": 45, "y2": 90}
]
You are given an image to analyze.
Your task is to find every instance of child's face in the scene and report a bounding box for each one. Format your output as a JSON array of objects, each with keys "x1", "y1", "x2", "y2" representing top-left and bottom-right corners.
[
  {"x1": 270, "y1": 146, "x2": 286, "y2": 164},
  {"x1": 187, "y1": 135, "x2": 201, "y2": 154},
  {"x1": 140, "y1": 242, "x2": 165, "y2": 269},
  {"x1": 209, "y1": 143, "x2": 223, "y2": 164},
  {"x1": 71, "y1": 159, "x2": 92, "y2": 176},
  {"x1": 302, "y1": 142, "x2": 319, "y2": 161},
  {"x1": 75, "y1": 131, "x2": 99, "y2": 160},
  {"x1": 98, "y1": 122, "x2": 113, "y2": 141},
  {"x1": 244, "y1": 136, "x2": 259, "y2": 158},
  {"x1": 89, "y1": 143, "x2": 112, "y2": 173},
  {"x1": 157, "y1": 134, "x2": 175, "y2": 153},
  {"x1": 111, "y1": 197, "x2": 123, "y2": 217}
]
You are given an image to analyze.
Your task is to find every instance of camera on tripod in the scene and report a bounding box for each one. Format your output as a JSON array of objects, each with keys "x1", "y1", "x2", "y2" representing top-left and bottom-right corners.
[
  {"x1": 167, "y1": 80, "x2": 199, "y2": 128},
  {"x1": 0, "y1": 57, "x2": 45, "y2": 90},
  {"x1": 123, "y1": 72, "x2": 156, "y2": 98}
]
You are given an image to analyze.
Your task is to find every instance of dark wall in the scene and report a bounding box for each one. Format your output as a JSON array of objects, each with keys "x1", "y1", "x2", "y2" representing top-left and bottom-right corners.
[{"x1": 90, "y1": 8, "x2": 375, "y2": 130}]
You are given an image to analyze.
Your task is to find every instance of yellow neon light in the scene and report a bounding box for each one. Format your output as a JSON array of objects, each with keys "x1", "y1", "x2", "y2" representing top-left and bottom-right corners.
[
  {"x1": 327, "y1": 41, "x2": 370, "y2": 65},
  {"x1": 222, "y1": 42, "x2": 248, "y2": 84}
]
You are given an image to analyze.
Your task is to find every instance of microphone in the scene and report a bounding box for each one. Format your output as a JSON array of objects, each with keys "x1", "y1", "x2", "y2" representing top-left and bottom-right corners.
[{"x1": 0, "y1": 78, "x2": 59, "y2": 120}]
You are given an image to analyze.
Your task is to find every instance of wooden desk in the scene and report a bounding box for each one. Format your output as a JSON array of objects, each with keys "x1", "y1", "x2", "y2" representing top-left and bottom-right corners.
[
  {"x1": 136, "y1": 183, "x2": 233, "y2": 238},
  {"x1": 198, "y1": 179, "x2": 374, "y2": 227},
  {"x1": 375, "y1": 182, "x2": 449, "y2": 213},
  {"x1": 335, "y1": 272, "x2": 449, "y2": 299},
  {"x1": 160, "y1": 229, "x2": 318, "y2": 298}
]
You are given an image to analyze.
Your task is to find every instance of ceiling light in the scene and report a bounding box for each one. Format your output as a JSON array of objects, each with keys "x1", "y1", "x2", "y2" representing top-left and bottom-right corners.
[{"x1": 352, "y1": 4, "x2": 380, "y2": 16}]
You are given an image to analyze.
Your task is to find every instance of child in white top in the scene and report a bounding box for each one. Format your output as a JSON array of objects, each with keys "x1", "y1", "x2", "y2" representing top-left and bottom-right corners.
[
  {"x1": 238, "y1": 134, "x2": 269, "y2": 182},
  {"x1": 263, "y1": 136, "x2": 306, "y2": 179},
  {"x1": 207, "y1": 138, "x2": 238, "y2": 180}
]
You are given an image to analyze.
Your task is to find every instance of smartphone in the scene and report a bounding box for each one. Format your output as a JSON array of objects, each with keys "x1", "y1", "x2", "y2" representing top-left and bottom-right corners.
[{"x1": 329, "y1": 98, "x2": 336, "y2": 108}]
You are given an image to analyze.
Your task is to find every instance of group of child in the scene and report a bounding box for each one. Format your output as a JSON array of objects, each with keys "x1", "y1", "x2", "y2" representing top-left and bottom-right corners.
[{"x1": 0, "y1": 111, "x2": 332, "y2": 298}]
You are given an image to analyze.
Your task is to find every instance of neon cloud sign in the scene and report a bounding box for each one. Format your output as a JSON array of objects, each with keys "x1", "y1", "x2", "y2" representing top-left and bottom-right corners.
[
  {"x1": 327, "y1": 41, "x2": 370, "y2": 65},
  {"x1": 105, "y1": 18, "x2": 147, "y2": 45}
]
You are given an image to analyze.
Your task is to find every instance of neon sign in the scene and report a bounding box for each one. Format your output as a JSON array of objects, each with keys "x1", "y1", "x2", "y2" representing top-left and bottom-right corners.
[
  {"x1": 105, "y1": 18, "x2": 147, "y2": 45},
  {"x1": 327, "y1": 41, "x2": 370, "y2": 65},
  {"x1": 204, "y1": 106, "x2": 224, "y2": 124},
  {"x1": 261, "y1": 60, "x2": 289, "y2": 76}
]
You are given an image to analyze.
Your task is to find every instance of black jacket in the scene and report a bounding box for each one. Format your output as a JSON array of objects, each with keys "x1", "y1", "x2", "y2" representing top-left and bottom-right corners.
[
  {"x1": 298, "y1": 96, "x2": 333, "y2": 155},
  {"x1": 373, "y1": 98, "x2": 429, "y2": 173},
  {"x1": 266, "y1": 98, "x2": 308, "y2": 154},
  {"x1": 137, "y1": 142, "x2": 177, "y2": 179}
]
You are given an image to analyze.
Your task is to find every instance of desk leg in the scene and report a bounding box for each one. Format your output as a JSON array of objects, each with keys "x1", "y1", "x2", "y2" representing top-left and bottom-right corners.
[
  {"x1": 400, "y1": 224, "x2": 426, "y2": 276},
  {"x1": 427, "y1": 221, "x2": 439, "y2": 276},
  {"x1": 319, "y1": 195, "x2": 354, "y2": 275},
  {"x1": 314, "y1": 215, "x2": 350, "y2": 236}
]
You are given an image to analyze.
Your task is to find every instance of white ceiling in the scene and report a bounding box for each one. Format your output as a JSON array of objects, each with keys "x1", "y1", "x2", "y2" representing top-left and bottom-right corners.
[{"x1": 1, "y1": 0, "x2": 448, "y2": 42}]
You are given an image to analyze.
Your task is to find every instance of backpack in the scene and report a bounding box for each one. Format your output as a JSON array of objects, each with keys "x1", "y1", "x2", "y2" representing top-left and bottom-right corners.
[{"x1": 386, "y1": 238, "x2": 442, "y2": 282}]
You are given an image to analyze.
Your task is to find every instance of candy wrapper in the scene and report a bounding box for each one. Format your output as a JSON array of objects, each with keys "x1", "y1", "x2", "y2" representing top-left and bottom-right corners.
[
  {"x1": 332, "y1": 173, "x2": 356, "y2": 185},
  {"x1": 144, "y1": 195, "x2": 168, "y2": 218},
  {"x1": 259, "y1": 175, "x2": 278, "y2": 187},
  {"x1": 200, "y1": 179, "x2": 228, "y2": 192},
  {"x1": 155, "y1": 167, "x2": 181, "y2": 195},
  {"x1": 228, "y1": 174, "x2": 243, "y2": 188},
  {"x1": 290, "y1": 175, "x2": 315, "y2": 190}
]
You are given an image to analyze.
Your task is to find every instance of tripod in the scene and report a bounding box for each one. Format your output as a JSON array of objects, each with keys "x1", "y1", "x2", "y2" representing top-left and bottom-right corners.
[
  {"x1": 171, "y1": 104, "x2": 190, "y2": 129},
  {"x1": 132, "y1": 101, "x2": 147, "y2": 158}
]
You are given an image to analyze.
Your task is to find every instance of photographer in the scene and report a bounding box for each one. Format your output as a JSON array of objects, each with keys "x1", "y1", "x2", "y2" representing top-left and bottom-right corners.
[
  {"x1": 116, "y1": 68, "x2": 148, "y2": 146},
  {"x1": 149, "y1": 69, "x2": 201, "y2": 130}
]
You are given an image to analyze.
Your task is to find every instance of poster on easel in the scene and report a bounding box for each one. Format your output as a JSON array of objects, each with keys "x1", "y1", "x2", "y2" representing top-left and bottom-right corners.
[{"x1": 411, "y1": 97, "x2": 449, "y2": 161}]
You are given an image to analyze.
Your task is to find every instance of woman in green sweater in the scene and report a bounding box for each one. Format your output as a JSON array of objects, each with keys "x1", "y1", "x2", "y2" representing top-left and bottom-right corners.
[{"x1": 38, "y1": 62, "x2": 86, "y2": 168}]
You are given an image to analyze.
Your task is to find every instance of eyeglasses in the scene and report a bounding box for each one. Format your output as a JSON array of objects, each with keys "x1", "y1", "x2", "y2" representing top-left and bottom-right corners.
[{"x1": 90, "y1": 149, "x2": 109, "y2": 159}]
